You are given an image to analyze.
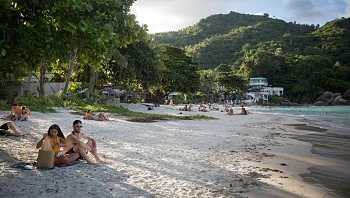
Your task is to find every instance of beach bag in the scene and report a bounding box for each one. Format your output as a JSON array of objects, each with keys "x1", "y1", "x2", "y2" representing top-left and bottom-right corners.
[{"x1": 36, "y1": 138, "x2": 55, "y2": 168}]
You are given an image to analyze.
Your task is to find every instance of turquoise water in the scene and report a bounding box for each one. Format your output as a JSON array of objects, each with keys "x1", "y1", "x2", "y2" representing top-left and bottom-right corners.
[
  {"x1": 250, "y1": 105, "x2": 350, "y2": 159},
  {"x1": 250, "y1": 105, "x2": 350, "y2": 198},
  {"x1": 250, "y1": 106, "x2": 350, "y2": 130}
]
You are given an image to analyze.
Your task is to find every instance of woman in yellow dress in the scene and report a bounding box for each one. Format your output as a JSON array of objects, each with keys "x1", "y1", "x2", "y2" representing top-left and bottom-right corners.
[{"x1": 36, "y1": 124, "x2": 79, "y2": 166}]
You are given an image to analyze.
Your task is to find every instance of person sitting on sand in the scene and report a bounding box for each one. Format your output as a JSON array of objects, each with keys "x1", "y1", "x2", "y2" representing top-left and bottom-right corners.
[
  {"x1": 7, "y1": 104, "x2": 22, "y2": 120},
  {"x1": 240, "y1": 108, "x2": 248, "y2": 115},
  {"x1": 188, "y1": 104, "x2": 193, "y2": 111},
  {"x1": 0, "y1": 121, "x2": 23, "y2": 136},
  {"x1": 36, "y1": 124, "x2": 80, "y2": 166},
  {"x1": 212, "y1": 104, "x2": 219, "y2": 111},
  {"x1": 224, "y1": 104, "x2": 229, "y2": 112},
  {"x1": 228, "y1": 107, "x2": 234, "y2": 115},
  {"x1": 64, "y1": 120, "x2": 101, "y2": 165},
  {"x1": 84, "y1": 110, "x2": 109, "y2": 121},
  {"x1": 20, "y1": 106, "x2": 31, "y2": 121},
  {"x1": 179, "y1": 105, "x2": 188, "y2": 111},
  {"x1": 200, "y1": 106, "x2": 207, "y2": 112}
]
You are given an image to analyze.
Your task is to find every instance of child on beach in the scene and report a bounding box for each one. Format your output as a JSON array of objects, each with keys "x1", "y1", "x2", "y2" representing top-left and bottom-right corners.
[{"x1": 36, "y1": 124, "x2": 79, "y2": 166}]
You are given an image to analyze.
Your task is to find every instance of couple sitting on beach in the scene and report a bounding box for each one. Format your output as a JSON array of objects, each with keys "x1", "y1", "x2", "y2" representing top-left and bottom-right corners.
[
  {"x1": 179, "y1": 104, "x2": 192, "y2": 111},
  {"x1": 1, "y1": 104, "x2": 31, "y2": 121},
  {"x1": 84, "y1": 110, "x2": 109, "y2": 121},
  {"x1": 36, "y1": 120, "x2": 101, "y2": 166},
  {"x1": 227, "y1": 107, "x2": 248, "y2": 115}
]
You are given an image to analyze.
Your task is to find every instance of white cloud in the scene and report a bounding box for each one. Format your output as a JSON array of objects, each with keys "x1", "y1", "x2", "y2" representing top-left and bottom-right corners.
[
  {"x1": 344, "y1": 0, "x2": 350, "y2": 17},
  {"x1": 131, "y1": 0, "x2": 344, "y2": 33}
]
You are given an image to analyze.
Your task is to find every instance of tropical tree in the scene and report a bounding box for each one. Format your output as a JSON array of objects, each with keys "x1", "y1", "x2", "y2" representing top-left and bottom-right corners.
[
  {"x1": 156, "y1": 45, "x2": 200, "y2": 97},
  {"x1": 0, "y1": 0, "x2": 148, "y2": 97},
  {"x1": 216, "y1": 72, "x2": 248, "y2": 100},
  {"x1": 104, "y1": 41, "x2": 158, "y2": 102}
]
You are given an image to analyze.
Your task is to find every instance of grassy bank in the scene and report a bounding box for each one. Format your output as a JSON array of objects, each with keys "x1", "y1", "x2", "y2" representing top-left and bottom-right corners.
[{"x1": 0, "y1": 94, "x2": 216, "y2": 120}]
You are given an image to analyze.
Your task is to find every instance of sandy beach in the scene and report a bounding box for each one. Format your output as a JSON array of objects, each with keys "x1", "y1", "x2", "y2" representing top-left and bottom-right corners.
[{"x1": 0, "y1": 104, "x2": 345, "y2": 197}]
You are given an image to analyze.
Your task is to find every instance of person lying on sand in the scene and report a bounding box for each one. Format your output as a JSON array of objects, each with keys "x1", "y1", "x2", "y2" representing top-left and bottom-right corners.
[
  {"x1": 84, "y1": 110, "x2": 109, "y2": 121},
  {"x1": 179, "y1": 105, "x2": 188, "y2": 111},
  {"x1": 36, "y1": 124, "x2": 79, "y2": 166},
  {"x1": 0, "y1": 121, "x2": 24, "y2": 136},
  {"x1": 64, "y1": 120, "x2": 101, "y2": 165},
  {"x1": 20, "y1": 106, "x2": 31, "y2": 121}
]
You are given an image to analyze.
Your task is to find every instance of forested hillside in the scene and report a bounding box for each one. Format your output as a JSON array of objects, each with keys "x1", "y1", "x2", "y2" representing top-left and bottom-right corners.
[
  {"x1": 154, "y1": 12, "x2": 315, "y2": 69},
  {"x1": 154, "y1": 12, "x2": 350, "y2": 102}
]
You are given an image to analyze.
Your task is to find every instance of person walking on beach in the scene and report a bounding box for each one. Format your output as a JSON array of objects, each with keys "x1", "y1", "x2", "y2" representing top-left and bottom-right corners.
[
  {"x1": 0, "y1": 121, "x2": 23, "y2": 136},
  {"x1": 36, "y1": 124, "x2": 79, "y2": 166},
  {"x1": 64, "y1": 120, "x2": 101, "y2": 164}
]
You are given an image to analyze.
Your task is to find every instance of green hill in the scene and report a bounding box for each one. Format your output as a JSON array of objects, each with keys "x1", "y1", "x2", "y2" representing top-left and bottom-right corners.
[
  {"x1": 154, "y1": 12, "x2": 315, "y2": 69},
  {"x1": 154, "y1": 13, "x2": 350, "y2": 101},
  {"x1": 154, "y1": 11, "x2": 276, "y2": 47}
]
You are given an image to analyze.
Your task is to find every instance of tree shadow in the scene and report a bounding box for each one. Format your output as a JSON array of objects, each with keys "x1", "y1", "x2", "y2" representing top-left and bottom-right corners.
[{"x1": 0, "y1": 161, "x2": 155, "y2": 197}]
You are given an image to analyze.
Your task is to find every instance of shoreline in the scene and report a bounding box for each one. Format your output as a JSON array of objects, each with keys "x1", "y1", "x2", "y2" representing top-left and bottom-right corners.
[
  {"x1": 0, "y1": 105, "x2": 347, "y2": 197},
  {"x1": 241, "y1": 116, "x2": 347, "y2": 198}
]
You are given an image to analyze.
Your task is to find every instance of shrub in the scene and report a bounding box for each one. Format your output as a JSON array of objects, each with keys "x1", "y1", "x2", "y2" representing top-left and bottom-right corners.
[{"x1": 268, "y1": 95, "x2": 279, "y2": 104}]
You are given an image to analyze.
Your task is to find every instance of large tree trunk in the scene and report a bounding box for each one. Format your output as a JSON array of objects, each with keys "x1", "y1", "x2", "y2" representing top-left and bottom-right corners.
[
  {"x1": 87, "y1": 66, "x2": 95, "y2": 98},
  {"x1": 25, "y1": 72, "x2": 32, "y2": 96},
  {"x1": 39, "y1": 63, "x2": 47, "y2": 98},
  {"x1": 124, "y1": 87, "x2": 130, "y2": 103},
  {"x1": 63, "y1": 48, "x2": 78, "y2": 94}
]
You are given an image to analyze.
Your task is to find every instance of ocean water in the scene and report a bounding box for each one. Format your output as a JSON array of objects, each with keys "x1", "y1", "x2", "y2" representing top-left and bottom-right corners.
[{"x1": 249, "y1": 105, "x2": 350, "y2": 198}]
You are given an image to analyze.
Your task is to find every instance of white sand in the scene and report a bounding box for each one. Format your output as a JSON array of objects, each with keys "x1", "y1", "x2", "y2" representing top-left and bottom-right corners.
[{"x1": 0, "y1": 104, "x2": 337, "y2": 197}]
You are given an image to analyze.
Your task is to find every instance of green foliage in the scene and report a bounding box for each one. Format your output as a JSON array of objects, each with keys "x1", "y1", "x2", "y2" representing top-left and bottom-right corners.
[
  {"x1": 0, "y1": 0, "x2": 148, "y2": 93},
  {"x1": 172, "y1": 98, "x2": 181, "y2": 105},
  {"x1": 156, "y1": 45, "x2": 200, "y2": 95},
  {"x1": 0, "y1": 100, "x2": 10, "y2": 111},
  {"x1": 0, "y1": 81, "x2": 9, "y2": 100},
  {"x1": 13, "y1": 93, "x2": 57, "y2": 113},
  {"x1": 155, "y1": 12, "x2": 315, "y2": 70},
  {"x1": 105, "y1": 41, "x2": 158, "y2": 91},
  {"x1": 183, "y1": 100, "x2": 192, "y2": 104},
  {"x1": 154, "y1": 11, "x2": 313, "y2": 48},
  {"x1": 268, "y1": 95, "x2": 279, "y2": 104},
  {"x1": 153, "y1": 11, "x2": 350, "y2": 102},
  {"x1": 68, "y1": 82, "x2": 83, "y2": 93},
  {"x1": 216, "y1": 72, "x2": 248, "y2": 93},
  {"x1": 0, "y1": 89, "x2": 216, "y2": 120}
]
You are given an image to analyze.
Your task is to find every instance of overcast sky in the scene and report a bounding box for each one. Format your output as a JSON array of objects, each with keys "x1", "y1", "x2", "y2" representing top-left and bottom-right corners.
[{"x1": 131, "y1": 0, "x2": 350, "y2": 33}]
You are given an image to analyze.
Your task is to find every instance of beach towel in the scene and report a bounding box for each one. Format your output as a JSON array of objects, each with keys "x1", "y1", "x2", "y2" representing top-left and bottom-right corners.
[
  {"x1": 36, "y1": 138, "x2": 55, "y2": 169},
  {"x1": 9, "y1": 162, "x2": 35, "y2": 170},
  {"x1": 36, "y1": 160, "x2": 84, "y2": 171},
  {"x1": 8, "y1": 160, "x2": 84, "y2": 172}
]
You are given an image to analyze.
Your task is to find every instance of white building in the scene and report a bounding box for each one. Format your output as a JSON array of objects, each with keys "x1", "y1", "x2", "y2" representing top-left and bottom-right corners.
[{"x1": 244, "y1": 77, "x2": 284, "y2": 103}]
